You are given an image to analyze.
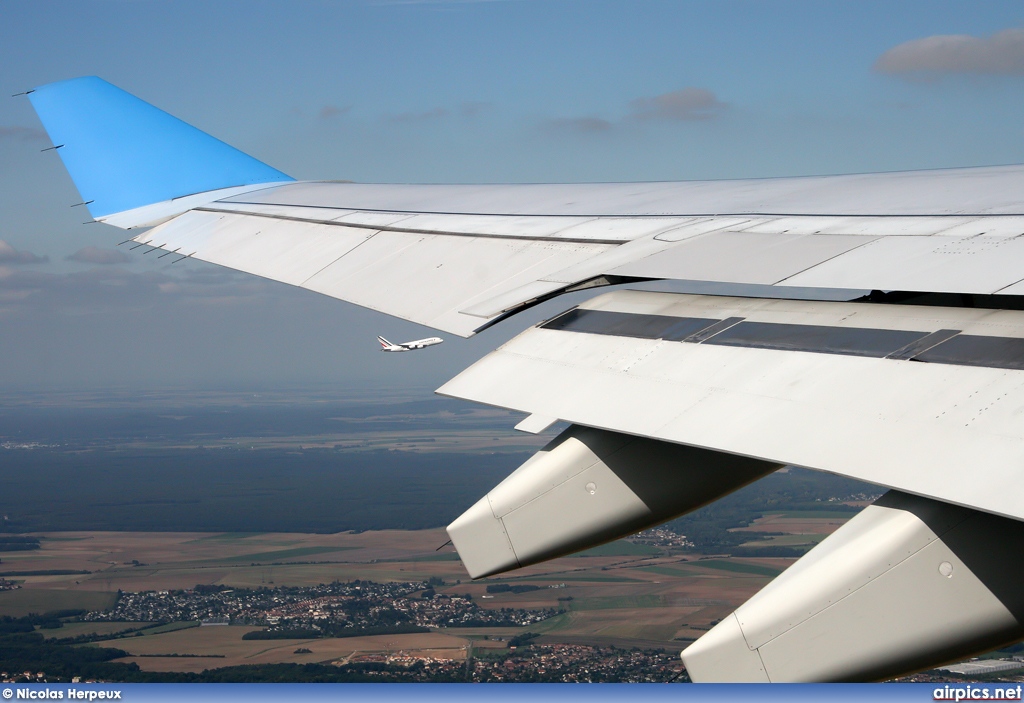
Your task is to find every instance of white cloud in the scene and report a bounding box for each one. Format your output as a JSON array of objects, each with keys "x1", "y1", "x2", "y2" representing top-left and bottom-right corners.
[
  {"x1": 875, "y1": 28, "x2": 1024, "y2": 78},
  {"x1": 542, "y1": 116, "x2": 614, "y2": 134},
  {"x1": 319, "y1": 104, "x2": 352, "y2": 119},
  {"x1": 0, "y1": 240, "x2": 47, "y2": 265},
  {"x1": 629, "y1": 88, "x2": 727, "y2": 121},
  {"x1": 387, "y1": 107, "x2": 449, "y2": 123},
  {"x1": 376, "y1": 101, "x2": 489, "y2": 124},
  {"x1": 0, "y1": 265, "x2": 270, "y2": 316},
  {"x1": 67, "y1": 246, "x2": 131, "y2": 265},
  {"x1": 540, "y1": 87, "x2": 726, "y2": 136},
  {"x1": 0, "y1": 125, "x2": 47, "y2": 142},
  {"x1": 460, "y1": 101, "x2": 492, "y2": 117}
]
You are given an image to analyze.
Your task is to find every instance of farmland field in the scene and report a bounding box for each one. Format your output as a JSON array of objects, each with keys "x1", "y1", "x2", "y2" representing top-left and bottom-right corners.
[
  {"x1": 0, "y1": 510, "x2": 860, "y2": 670},
  {"x1": 0, "y1": 391, "x2": 879, "y2": 673}
]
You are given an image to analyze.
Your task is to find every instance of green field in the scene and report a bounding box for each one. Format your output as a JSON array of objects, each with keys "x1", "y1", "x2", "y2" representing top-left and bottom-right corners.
[
  {"x1": 744, "y1": 534, "x2": 826, "y2": 547},
  {"x1": 775, "y1": 510, "x2": 859, "y2": 519},
  {"x1": 184, "y1": 533, "x2": 268, "y2": 543},
  {"x1": 529, "y1": 612, "x2": 573, "y2": 633},
  {"x1": 382, "y1": 552, "x2": 462, "y2": 562},
  {"x1": 694, "y1": 560, "x2": 782, "y2": 577},
  {"x1": 143, "y1": 621, "x2": 201, "y2": 636},
  {"x1": 638, "y1": 565, "x2": 705, "y2": 578},
  {"x1": 573, "y1": 541, "x2": 662, "y2": 557},
  {"x1": 568, "y1": 595, "x2": 664, "y2": 610},
  {"x1": 43, "y1": 622, "x2": 147, "y2": 639},
  {"x1": 0, "y1": 589, "x2": 117, "y2": 617},
  {"x1": 46, "y1": 620, "x2": 198, "y2": 642},
  {"x1": 503, "y1": 573, "x2": 645, "y2": 583},
  {"x1": 196, "y1": 546, "x2": 357, "y2": 564}
]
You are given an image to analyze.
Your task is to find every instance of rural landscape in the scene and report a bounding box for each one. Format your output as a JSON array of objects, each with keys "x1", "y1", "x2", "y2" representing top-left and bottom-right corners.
[{"x1": 1, "y1": 388, "x2": 1016, "y2": 683}]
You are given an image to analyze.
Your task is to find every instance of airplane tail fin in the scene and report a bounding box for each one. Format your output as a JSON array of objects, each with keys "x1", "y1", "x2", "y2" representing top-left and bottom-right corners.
[
  {"x1": 378, "y1": 336, "x2": 394, "y2": 348},
  {"x1": 27, "y1": 77, "x2": 293, "y2": 221}
]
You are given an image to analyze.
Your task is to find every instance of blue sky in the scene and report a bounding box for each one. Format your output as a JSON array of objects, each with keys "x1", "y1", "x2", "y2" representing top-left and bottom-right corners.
[{"x1": 2, "y1": 0, "x2": 1024, "y2": 391}]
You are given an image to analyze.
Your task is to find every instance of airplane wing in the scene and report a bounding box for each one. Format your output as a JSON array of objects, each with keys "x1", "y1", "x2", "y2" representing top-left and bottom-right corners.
[
  {"x1": 440, "y1": 290, "x2": 1024, "y2": 524},
  {"x1": 28, "y1": 76, "x2": 1024, "y2": 682},
  {"x1": 29, "y1": 78, "x2": 1024, "y2": 337},
  {"x1": 117, "y1": 170, "x2": 1024, "y2": 337}
]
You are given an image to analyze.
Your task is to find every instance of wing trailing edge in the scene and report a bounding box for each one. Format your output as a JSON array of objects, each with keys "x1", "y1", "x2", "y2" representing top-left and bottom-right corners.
[{"x1": 438, "y1": 289, "x2": 1024, "y2": 524}]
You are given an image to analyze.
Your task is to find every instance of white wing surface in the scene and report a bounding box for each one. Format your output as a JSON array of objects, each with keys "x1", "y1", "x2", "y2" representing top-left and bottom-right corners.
[
  {"x1": 120, "y1": 173, "x2": 1024, "y2": 336},
  {"x1": 439, "y1": 289, "x2": 1024, "y2": 523}
]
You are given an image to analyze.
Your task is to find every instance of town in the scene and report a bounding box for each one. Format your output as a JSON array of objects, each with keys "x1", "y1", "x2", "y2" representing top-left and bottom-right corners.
[
  {"x1": 347, "y1": 642, "x2": 684, "y2": 683},
  {"x1": 1, "y1": 579, "x2": 685, "y2": 683},
  {"x1": 85, "y1": 580, "x2": 561, "y2": 632}
]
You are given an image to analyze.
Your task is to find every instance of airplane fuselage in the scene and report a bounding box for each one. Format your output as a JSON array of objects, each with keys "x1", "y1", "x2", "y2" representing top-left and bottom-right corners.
[{"x1": 378, "y1": 336, "x2": 444, "y2": 352}]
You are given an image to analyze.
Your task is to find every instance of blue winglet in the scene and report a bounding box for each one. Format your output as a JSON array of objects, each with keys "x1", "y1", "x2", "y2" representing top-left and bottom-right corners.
[{"x1": 29, "y1": 77, "x2": 293, "y2": 219}]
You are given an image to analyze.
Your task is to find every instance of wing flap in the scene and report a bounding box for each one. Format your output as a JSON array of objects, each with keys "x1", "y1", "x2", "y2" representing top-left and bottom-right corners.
[{"x1": 438, "y1": 290, "x2": 1024, "y2": 522}]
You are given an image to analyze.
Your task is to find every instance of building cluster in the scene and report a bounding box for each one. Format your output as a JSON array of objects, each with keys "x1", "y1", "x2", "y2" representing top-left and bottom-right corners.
[
  {"x1": 475, "y1": 643, "x2": 683, "y2": 682},
  {"x1": 821, "y1": 493, "x2": 883, "y2": 503},
  {"x1": 937, "y1": 659, "x2": 1024, "y2": 677},
  {"x1": 897, "y1": 660, "x2": 1024, "y2": 683},
  {"x1": 1, "y1": 673, "x2": 92, "y2": 685},
  {"x1": 628, "y1": 527, "x2": 693, "y2": 549},
  {"x1": 1, "y1": 671, "x2": 48, "y2": 684},
  {"x1": 345, "y1": 644, "x2": 683, "y2": 682},
  {"x1": 0, "y1": 441, "x2": 57, "y2": 450},
  {"x1": 84, "y1": 580, "x2": 559, "y2": 631}
]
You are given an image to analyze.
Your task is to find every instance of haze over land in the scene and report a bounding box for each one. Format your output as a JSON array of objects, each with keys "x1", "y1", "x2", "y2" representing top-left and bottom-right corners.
[
  {"x1": 0, "y1": 388, "x2": 877, "y2": 536},
  {"x1": 0, "y1": 389, "x2": 542, "y2": 533}
]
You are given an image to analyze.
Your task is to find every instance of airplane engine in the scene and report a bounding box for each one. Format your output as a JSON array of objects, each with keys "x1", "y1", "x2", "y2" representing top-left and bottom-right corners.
[
  {"x1": 447, "y1": 424, "x2": 780, "y2": 579},
  {"x1": 682, "y1": 490, "x2": 1024, "y2": 682}
]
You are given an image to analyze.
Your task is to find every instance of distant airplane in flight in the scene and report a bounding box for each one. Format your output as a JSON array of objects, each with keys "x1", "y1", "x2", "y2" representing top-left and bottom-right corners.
[{"x1": 377, "y1": 335, "x2": 443, "y2": 352}]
